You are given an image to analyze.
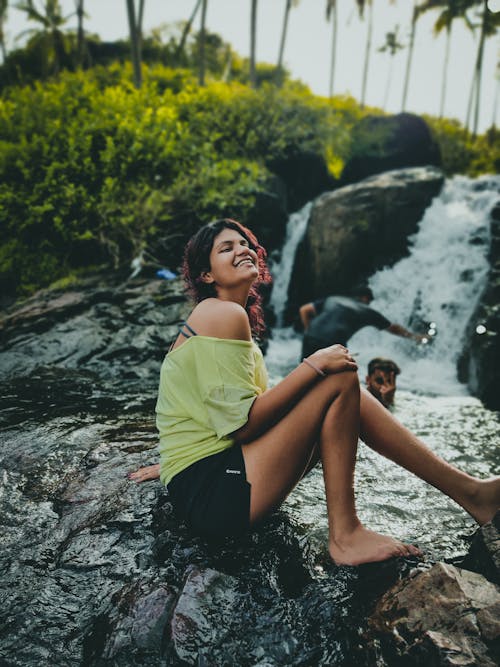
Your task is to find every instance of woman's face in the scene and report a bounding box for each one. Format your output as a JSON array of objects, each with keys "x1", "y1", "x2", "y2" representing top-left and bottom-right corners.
[{"x1": 202, "y1": 227, "x2": 259, "y2": 290}]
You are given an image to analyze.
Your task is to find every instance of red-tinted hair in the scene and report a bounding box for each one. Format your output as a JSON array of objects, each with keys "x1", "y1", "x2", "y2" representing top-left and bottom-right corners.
[{"x1": 182, "y1": 219, "x2": 272, "y2": 338}]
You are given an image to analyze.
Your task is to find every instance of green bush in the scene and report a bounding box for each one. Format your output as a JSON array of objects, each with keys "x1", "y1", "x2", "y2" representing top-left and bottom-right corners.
[
  {"x1": 0, "y1": 65, "x2": 351, "y2": 296},
  {"x1": 0, "y1": 58, "x2": 497, "y2": 299}
]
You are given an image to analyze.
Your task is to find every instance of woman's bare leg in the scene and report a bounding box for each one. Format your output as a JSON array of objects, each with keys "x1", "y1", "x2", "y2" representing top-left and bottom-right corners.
[
  {"x1": 242, "y1": 372, "x2": 418, "y2": 565},
  {"x1": 359, "y1": 388, "x2": 500, "y2": 525}
]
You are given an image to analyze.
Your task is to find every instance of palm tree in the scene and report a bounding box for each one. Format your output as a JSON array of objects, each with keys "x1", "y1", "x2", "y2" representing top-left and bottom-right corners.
[
  {"x1": 176, "y1": 0, "x2": 203, "y2": 60},
  {"x1": 417, "y1": 1, "x2": 476, "y2": 118},
  {"x1": 198, "y1": 0, "x2": 207, "y2": 85},
  {"x1": 276, "y1": 0, "x2": 299, "y2": 82},
  {"x1": 15, "y1": 0, "x2": 72, "y2": 75},
  {"x1": 0, "y1": 0, "x2": 8, "y2": 63},
  {"x1": 378, "y1": 25, "x2": 404, "y2": 109},
  {"x1": 357, "y1": 0, "x2": 373, "y2": 108},
  {"x1": 401, "y1": 1, "x2": 418, "y2": 111},
  {"x1": 469, "y1": 0, "x2": 499, "y2": 135},
  {"x1": 125, "y1": 0, "x2": 142, "y2": 87},
  {"x1": 492, "y1": 48, "x2": 499, "y2": 129},
  {"x1": 250, "y1": 0, "x2": 258, "y2": 88},
  {"x1": 326, "y1": 0, "x2": 338, "y2": 98},
  {"x1": 74, "y1": 0, "x2": 86, "y2": 67}
]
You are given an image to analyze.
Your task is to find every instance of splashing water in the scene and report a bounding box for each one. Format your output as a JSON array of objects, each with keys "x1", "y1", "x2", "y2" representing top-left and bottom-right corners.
[
  {"x1": 265, "y1": 175, "x2": 500, "y2": 559},
  {"x1": 350, "y1": 174, "x2": 500, "y2": 395},
  {"x1": 267, "y1": 175, "x2": 500, "y2": 396},
  {"x1": 268, "y1": 202, "x2": 312, "y2": 327}
]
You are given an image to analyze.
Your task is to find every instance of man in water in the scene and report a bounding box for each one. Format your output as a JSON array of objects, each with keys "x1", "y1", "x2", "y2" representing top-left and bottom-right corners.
[
  {"x1": 365, "y1": 357, "x2": 400, "y2": 409},
  {"x1": 300, "y1": 287, "x2": 426, "y2": 357}
]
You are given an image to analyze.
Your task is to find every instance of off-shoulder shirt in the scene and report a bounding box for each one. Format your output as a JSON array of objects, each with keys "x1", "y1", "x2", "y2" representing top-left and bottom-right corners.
[{"x1": 156, "y1": 336, "x2": 268, "y2": 485}]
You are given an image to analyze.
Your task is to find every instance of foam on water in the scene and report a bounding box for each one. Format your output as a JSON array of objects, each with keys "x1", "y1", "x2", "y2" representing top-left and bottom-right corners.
[{"x1": 267, "y1": 175, "x2": 500, "y2": 396}]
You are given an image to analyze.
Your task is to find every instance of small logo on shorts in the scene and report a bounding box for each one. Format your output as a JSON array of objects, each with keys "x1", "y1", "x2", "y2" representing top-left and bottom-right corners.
[{"x1": 226, "y1": 468, "x2": 241, "y2": 475}]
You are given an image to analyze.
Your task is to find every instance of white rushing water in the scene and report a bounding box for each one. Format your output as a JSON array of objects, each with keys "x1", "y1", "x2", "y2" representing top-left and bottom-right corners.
[{"x1": 266, "y1": 175, "x2": 500, "y2": 396}]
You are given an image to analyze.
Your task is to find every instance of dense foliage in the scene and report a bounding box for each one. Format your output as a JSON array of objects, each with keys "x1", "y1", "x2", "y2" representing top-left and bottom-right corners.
[
  {"x1": 0, "y1": 58, "x2": 498, "y2": 298},
  {"x1": 0, "y1": 63, "x2": 360, "y2": 296}
]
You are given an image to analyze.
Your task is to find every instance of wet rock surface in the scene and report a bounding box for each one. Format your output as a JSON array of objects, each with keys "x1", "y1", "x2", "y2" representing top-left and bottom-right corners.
[
  {"x1": 340, "y1": 113, "x2": 442, "y2": 186},
  {"x1": 369, "y1": 555, "x2": 500, "y2": 667},
  {"x1": 458, "y1": 195, "x2": 500, "y2": 411},
  {"x1": 0, "y1": 275, "x2": 498, "y2": 666},
  {"x1": 289, "y1": 166, "x2": 444, "y2": 313}
]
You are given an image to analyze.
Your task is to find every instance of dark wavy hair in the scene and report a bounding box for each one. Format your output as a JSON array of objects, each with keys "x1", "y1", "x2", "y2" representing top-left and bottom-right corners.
[{"x1": 182, "y1": 219, "x2": 272, "y2": 337}]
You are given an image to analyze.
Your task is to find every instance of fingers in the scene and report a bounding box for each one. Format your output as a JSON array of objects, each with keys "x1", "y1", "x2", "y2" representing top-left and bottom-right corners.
[{"x1": 127, "y1": 464, "x2": 160, "y2": 483}]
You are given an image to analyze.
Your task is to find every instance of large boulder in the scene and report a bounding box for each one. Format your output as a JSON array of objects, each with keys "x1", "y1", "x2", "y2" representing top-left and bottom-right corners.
[
  {"x1": 370, "y1": 561, "x2": 500, "y2": 666},
  {"x1": 341, "y1": 113, "x2": 441, "y2": 185},
  {"x1": 268, "y1": 150, "x2": 337, "y2": 213},
  {"x1": 458, "y1": 198, "x2": 500, "y2": 410},
  {"x1": 288, "y1": 167, "x2": 444, "y2": 317}
]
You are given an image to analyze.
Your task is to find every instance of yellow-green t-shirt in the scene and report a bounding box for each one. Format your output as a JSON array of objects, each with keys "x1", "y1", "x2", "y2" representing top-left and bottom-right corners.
[{"x1": 156, "y1": 336, "x2": 268, "y2": 485}]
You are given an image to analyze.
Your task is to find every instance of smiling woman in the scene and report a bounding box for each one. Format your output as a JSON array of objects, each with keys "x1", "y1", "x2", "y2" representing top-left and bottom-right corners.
[{"x1": 129, "y1": 217, "x2": 500, "y2": 566}]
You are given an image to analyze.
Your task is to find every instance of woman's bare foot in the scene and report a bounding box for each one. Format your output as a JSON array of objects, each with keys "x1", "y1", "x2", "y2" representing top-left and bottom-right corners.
[
  {"x1": 127, "y1": 464, "x2": 160, "y2": 483},
  {"x1": 329, "y1": 525, "x2": 421, "y2": 566},
  {"x1": 463, "y1": 477, "x2": 500, "y2": 526}
]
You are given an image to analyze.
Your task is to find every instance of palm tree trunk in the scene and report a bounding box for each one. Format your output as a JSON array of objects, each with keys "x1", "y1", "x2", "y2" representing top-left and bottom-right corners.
[
  {"x1": 198, "y1": 0, "x2": 208, "y2": 86},
  {"x1": 75, "y1": 0, "x2": 85, "y2": 68},
  {"x1": 472, "y1": 0, "x2": 488, "y2": 137},
  {"x1": 328, "y1": 1, "x2": 338, "y2": 98},
  {"x1": 126, "y1": 0, "x2": 142, "y2": 88},
  {"x1": 176, "y1": 0, "x2": 203, "y2": 59},
  {"x1": 383, "y1": 56, "x2": 393, "y2": 109},
  {"x1": 439, "y1": 23, "x2": 452, "y2": 118},
  {"x1": 277, "y1": 0, "x2": 291, "y2": 72},
  {"x1": 401, "y1": 2, "x2": 417, "y2": 112},
  {"x1": 250, "y1": 0, "x2": 258, "y2": 88},
  {"x1": 360, "y1": 0, "x2": 373, "y2": 108},
  {"x1": 465, "y1": 68, "x2": 477, "y2": 132},
  {"x1": 492, "y1": 60, "x2": 499, "y2": 129}
]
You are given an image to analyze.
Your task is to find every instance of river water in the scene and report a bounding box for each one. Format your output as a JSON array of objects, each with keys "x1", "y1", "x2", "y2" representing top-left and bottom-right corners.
[{"x1": 267, "y1": 175, "x2": 500, "y2": 561}]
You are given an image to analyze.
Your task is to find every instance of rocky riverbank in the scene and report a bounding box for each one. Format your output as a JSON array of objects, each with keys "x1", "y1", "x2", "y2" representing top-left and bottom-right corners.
[{"x1": 0, "y1": 273, "x2": 499, "y2": 666}]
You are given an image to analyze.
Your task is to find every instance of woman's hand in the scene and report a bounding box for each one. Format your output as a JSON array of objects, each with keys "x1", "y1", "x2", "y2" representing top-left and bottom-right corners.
[
  {"x1": 309, "y1": 345, "x2": 358, "y2": 375},
  {"x1": 127, "y1": 464, "x2": 160, "y2": 483}
]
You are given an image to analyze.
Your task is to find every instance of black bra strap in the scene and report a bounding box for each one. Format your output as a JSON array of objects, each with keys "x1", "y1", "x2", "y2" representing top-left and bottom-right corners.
[{"x1": 178, "y1": 321, "x2": 198, "y2": 338}]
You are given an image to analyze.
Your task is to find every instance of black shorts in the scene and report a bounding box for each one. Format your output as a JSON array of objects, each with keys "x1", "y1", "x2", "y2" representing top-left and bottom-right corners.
[{"x1": 167, "y1": 445, "x2": 251, "y2": 539}]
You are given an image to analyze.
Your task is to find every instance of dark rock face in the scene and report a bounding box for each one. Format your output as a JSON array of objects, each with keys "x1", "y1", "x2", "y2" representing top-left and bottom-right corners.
[
  {"x1": 370, "y1": 514, "x2": 500, "y2": 666},
  {"x1": 370, "y1": 561, "x2": 500, "y2": 666},
  {"x1": 288, "y1": 167, "x2": 444, "y2": 316},
  {"x1": 341, "y1": 113, "x2": 442, "y2": 186},
  {"x1": 268, "y1": 150, "x2": 337, "y2": 213},
  {"x1": 1, "y1": 275, "x2": 499, "y2": 666},
  {"x1": 458, "y1": 199, "x2": 500, "y2": 411}
]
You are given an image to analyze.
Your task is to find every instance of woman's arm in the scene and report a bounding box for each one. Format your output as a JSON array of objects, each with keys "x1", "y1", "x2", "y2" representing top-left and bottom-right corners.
[{"x1": 233, "y1": 344, "x2": 357, "y2": 443}]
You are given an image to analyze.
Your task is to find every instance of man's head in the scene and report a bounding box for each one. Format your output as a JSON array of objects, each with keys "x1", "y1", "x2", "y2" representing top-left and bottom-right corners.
[
  {"x1": 352, "y1": 286, "x2": 374, "y2": 304},
  {"x1": 366, "y1": 357, "x2": 401, "y2": 407}
]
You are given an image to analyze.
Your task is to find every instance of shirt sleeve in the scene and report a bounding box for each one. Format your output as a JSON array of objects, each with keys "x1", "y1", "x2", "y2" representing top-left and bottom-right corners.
[
  {"x1": 313, "y1": 298, "x2": 325, "y2": 315},
  {"x1": 366, "y1": 307, "x2": 391, "y2": 330},
  {"x1": 198, "y1": 341, "x2": 261, "y2": 440}
]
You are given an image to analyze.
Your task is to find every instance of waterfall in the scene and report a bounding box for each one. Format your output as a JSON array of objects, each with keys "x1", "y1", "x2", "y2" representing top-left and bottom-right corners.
[
  {"x1": 269, "y1": 201, "x2": 312, "y2": 327},
  {"x1": 267, "y1": 175, "x2": 500, "y2": 395}
]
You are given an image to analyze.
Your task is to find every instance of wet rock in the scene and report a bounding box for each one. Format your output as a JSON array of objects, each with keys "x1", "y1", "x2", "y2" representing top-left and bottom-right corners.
[
  {"x1": 459, "y1": 510, "x2": 500, "y2": 585},
  {"x1": 289, "y1": 167, "x2": 444, "y2": 314},
  {"x1": 458, "y1": 196, "x2": 500, "y2": 410},
  {"x1": 369, "y1": 561, "x2": 500, "y2": 667},
  {"x1": 340, "y1": 113, "x2": 441, "y2": 185},
  {"x1": 268, "y1": 150, "x2": 337, "y2": 213},
  {"x1": 0, "y1": 275, "x2": 190, "y2": 385},
  {"x1": 170, "y1": 566, "x2": 242, "y2": 664}
]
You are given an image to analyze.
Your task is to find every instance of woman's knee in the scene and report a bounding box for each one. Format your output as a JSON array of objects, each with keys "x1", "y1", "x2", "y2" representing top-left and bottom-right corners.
[{"x1": 325, "y1": 369, "x2": 359, "y2": 393}]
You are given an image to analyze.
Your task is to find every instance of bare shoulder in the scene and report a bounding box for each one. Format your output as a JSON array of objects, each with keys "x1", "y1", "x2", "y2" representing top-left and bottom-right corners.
[{"x1": 188, "y1": 299, "x2": 251, "y2": 341}]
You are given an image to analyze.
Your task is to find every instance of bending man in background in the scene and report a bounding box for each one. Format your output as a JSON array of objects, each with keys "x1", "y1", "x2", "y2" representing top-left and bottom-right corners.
[{"x1": 300, "y1": 287, "x2": 426, "y2": 358}]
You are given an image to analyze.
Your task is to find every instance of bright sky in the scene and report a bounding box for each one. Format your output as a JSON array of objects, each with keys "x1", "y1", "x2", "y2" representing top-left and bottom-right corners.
[{"x1": 4, "y1": 0, "x2": 500, "y2": 132}]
